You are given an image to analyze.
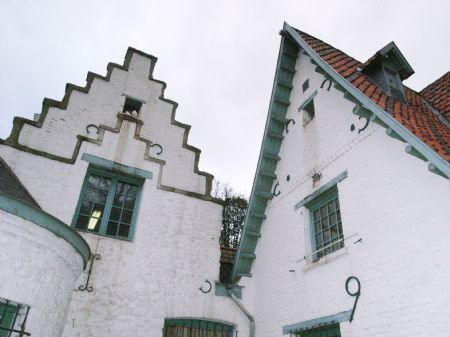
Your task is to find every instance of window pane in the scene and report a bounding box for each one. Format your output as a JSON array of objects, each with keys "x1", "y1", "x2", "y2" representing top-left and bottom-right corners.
[
  {"x1": 118, "y1": 224, "x2": 130, "y2": 238},
  {"x1": 116, "y1": 182, "x2": 126, "y2": 195},
  {"x1": 124, "y1": 197, "x2": 136, "y2": 210},
  {"x1": 110, "y1": 207, "x2": 121, "y2": 221},
  {"x1": 314, "y1": 220, "x2": 321, "y2": 233},
  {"x1": 113, "y1": 194, "x2": 125, "y2": 207},
  {"x1": 88, "y1": 175, "x2": 100, "y2": 188},
  {"x1": 106, "y1": 221, "x2": 119, "y2": 236},
  {"x1": 320, "y1": 205, "x2": 327, "y2": 218},
  {"x1": 84, "y1": 188, "x2": 97, "y2": 202},
  {"x1": 80, "y1": 200, "x2": 93, "y2": 215},
  {"x1": 313, "y1": 209, "x2": 320, "y2": 221},
  {"x1": 96, "y1": 190, "x2": 108, "y2": 204},
  {"x1": 329, "y1": 212, "x2": 337, "y2": 225},
  {"x1": 76, "y1": 215, "x2": 89, "y2": 230},
  {"x1": 121, "y1": 210, "x2": 133, "y2": 224},
  {"x1": 322, "y1": 216, "x2": 329, "y2": 228},
  {"x1": 98, "y1": 177, "x2": 111, "y2": 191},
  {"x1": 328, "y1": 200, "x2": 336, "y2": 212},
  {"x1": 323, "y1": 229, "x2": 330, "y2": 244},
  {"x1": 127, "y1": 185, "x2": 138, "y2": 197}
]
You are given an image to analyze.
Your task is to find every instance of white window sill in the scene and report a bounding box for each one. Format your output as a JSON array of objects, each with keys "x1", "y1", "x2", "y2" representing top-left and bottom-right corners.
[{"x1": 301, "y1": 246, "x2": 349, "y2": 273}]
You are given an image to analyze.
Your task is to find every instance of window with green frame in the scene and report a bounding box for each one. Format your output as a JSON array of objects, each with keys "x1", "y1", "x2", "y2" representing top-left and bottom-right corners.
[
  {"x1": 0, "y1": 302, "x2": 16, "y2": 337},
  {"x1": 292, "y1": 324, "x2": 341, "y2": 337},
  {"x1": 307, "y1": 186, "x2": 344, "y2": 260},
  {"x1": 163, "y1": 319, "x2": 233, "y2": 337},
  {"x1": 72, "y1": 166, "x2": 143, "y2": 240}
]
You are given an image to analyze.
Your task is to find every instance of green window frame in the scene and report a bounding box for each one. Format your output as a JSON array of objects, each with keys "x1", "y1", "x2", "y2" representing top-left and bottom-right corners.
[
  {"x1": 0, "y1": 302, "x2": 16, "y2": 337},
  {"x1": 163, "y1": 319, "x2": 233, "y2": 337},
  {"x1": 72, "y1": 166, "x2": 144, "y2": 240},
  {"x1": 307, "y1": 186, "x2": 344, "y2": 260},
  {"x1": 292, "y1": 324, "x2": 341, "y2": 337}
]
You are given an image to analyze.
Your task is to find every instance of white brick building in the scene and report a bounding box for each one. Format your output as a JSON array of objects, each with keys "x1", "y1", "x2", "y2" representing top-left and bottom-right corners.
[
  {"x1": 231, "y1": 23, "x2": 450, "y2": 337},
  {"x1": 0, "y1": 49, "x2": 248, "y2": 337},
  {"x1": 0, "y1": 23, "x2": 449, "y2": 337}
]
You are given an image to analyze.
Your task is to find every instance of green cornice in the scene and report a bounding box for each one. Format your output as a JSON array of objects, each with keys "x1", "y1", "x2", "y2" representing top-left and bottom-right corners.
[
  {"x1": 282, "y1": 310, "x2": 352, "y2": 334},
  {"x1": 0, "y1": 193, "x2": 91, "y2": 268},
  {"x1": 231, "y1": 33, "x2": 298, "y2": 282}
]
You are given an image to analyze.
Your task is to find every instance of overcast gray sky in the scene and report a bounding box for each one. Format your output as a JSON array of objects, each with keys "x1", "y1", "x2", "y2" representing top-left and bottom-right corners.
[{"x1": 1, "y1": 0, "x2": 448, "y2": 196}]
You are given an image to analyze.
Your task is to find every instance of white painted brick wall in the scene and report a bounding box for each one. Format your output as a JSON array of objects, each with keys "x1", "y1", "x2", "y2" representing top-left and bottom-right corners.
[
  {"x1": 0, "y1": 210, "x2": 83, "y2": 337},
  {"x1": 243, "y1": 53, "x2": 450, "y2": 337},
  {"x1": 0, "y1": 49, "x2": 249, "y2": 337}
]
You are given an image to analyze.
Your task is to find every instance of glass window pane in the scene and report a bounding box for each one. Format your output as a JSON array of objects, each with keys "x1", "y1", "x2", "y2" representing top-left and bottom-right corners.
[
  {"x1": 121, "y1": 210, "x2": 133, "y2": 224},
  {"x1": 329, "y1": 212, "x2": 337, "y2": 226},
  {"x1": 80, "y1": 201, "x2": 93, "y2": 215},
  {"x1": 337, "y1": 210, "x2": 341, "y2": 222},
  {"x1": 110, "y1": 207, "x2": 121, "y2": 221},
  {"x1": 313, "y1": 209, "x2": 320, "y2": 221},
  {"x1": 115, "y1": 182, "x2": 126, "y2": 195},
  {"x1": 113, "y1": 194, "x2": 125, "y2": 207},
  {"x1": 320, "y1": 205, "x2": 327, "y2": 218},
  {"x1": 84, "y1": 188, "x2": 97, "y2": 202},
  {"x1": 88, "y1": 175, "x2": 100, "y2": 188},
  {"x1": 118, "y1": 224, "x2": 130, "y2": 238},
  {"x1": 76, "y1": 215, "x2": 89, "y2": 230},
  {"x1": 98, "y1": 177, "x2": 111, "y2": 191},
  {"x1": 323, "y1": 229, "x2": 330, "y2": 243},
  {"x1": 315, "y1": 233, "x2": 323, "y2": 246},
  {"x1": 322, "y1": 216, "x2": 329, "y2": 228},
  {"x1": 314, "y1": 220, "x2": 321, "y2": 233},
  {"x1": 330, "y1": 225, "x2": 338, "y2": 239},
  {"x1": 124, "y1": 197, "x2": 136, "y2": 210},
  {"x1": 106, "y1": 221, "x2": 119, "y2": 236},
  {"x1": 96, "y1": 190, "x2": 108, "y2": 204},
  {"x1": 127, "y1": 185, "x2": 138, "y2": 197},
  {"x1": 328, "y1": 200, "x2": 336, "y2": 212}
]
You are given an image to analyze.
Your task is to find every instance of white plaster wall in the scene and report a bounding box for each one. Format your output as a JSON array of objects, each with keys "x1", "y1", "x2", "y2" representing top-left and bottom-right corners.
[
  {"x1": 0, "y1": 210, "x2": 84, "y2": 337},
  {"x1": 16, "y1": 51, "x2": 206, "y2": 194},
  {"x1": 0, "y1": 73, "x2": 248, "y2": 336},
  {"x1": 246, "y1": 52, "x2": 450, "y2": 337}
]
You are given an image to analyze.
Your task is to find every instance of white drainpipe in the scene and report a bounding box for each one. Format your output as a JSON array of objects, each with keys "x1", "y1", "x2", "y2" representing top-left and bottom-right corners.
[{"x1": 228, "y1": 290, "x2": 255, "y2": 337}]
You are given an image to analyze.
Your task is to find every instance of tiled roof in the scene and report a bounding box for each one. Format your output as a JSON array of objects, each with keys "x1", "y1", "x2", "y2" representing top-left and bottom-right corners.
[
  {"x1": 297, "y1": 30, "x2": 450, "y2": 161},
  {"x1": 0, "y1": 156, "x2": 40, "y2": 208},
  {"x1": 420, "y1": 71, "x2": 450, "y2": 120}
]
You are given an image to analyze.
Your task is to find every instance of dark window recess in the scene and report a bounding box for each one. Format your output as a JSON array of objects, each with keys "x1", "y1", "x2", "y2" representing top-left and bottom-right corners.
[
  {"x1": 123, "y1": 97, "x2": 142, "y2": 115},
  {"x1": 164, "y1": 319, "x2": 233, "y2": 337},
  {"x1": 302, "y1": 99, "x2": 315, "y2": 125},
  {"x1": 291, "y1": 324, "x2": 341, "y2": 337},
  {"x1": 0, "y1": 299, "x2": 31, "y2": 337},
  {"x1": 302, "y1": 79, "x2": 310, "y2": 92},
  {"x1": 219, "y1": 247, "x2": 236, "y2": 283}
]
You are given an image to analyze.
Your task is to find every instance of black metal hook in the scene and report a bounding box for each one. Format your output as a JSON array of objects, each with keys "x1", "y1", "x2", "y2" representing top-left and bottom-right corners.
[
  {"x1": 285, "y1": 119, "x2": 296, "y2": 133},
  {"x1": 345, "y1": 276, "x2": 361, "y2": 322},
  {"x1": 149, "y1": 143, "x2": 163, "y2": 155},
  {"x1": 199, "y1": 278, "x2": 212, "y2": 293},
  {"x1": 351, "y1": 116, "x2": 370, "y2": 134},
  {"x1": 79, "y1": 254, "x2": 101, "y2": 292},
  {"x1": 86, "y1": 124, "x2": 99, "y2": 135},
  {"x1": 272, "y1": 182, "x2": 281, "y2": 196},
  {"x1": 320, "y1": 78, "x2": 332, "y2": 91}
]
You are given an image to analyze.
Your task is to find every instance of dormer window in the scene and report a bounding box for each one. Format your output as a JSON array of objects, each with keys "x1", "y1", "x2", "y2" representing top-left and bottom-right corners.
[{"x1": 361, "y1": 42, "x2": 414, "y2": 102}]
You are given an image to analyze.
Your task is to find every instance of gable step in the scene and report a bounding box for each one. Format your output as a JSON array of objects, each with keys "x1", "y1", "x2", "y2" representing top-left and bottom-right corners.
[
  {"x1": 246, "y1": 230, "x2": 261, "y2": 238},
  {"x1": 277, "y1": 80, "x2": 293, "y2": 89},
  {"x1": 259, "y1": 171, "x2": 277, "y2": 179},
  {"x1": 256, "y1": 191, "x2": 274, "y2": 200},
  {"x1": 240, "y1": 252, "x2": 256, "y2": 259},
  {"x1": 263, "y1": 153, "x2": 281, "y2": 161},
  {"x1": 271, "y1": 114, "x2": 287, "y2": 124},
  {"x1": 268, "y1": 132, "x2": 284, "y2": 140},
  {"x1": 274, "y1": 98, "x2": 291, "y2": 107},
  {"x1": 249, "y1": 212, "x2": 267, "y2": 220},
  {"x1": 280, "y1": 65, "x2": 296, "y2": 73}
]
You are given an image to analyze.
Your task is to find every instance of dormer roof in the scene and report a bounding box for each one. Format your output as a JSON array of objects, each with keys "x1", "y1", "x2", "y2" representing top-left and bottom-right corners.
[{"x1": 361, "y1": 41, "x2": 415, "y2": 81}]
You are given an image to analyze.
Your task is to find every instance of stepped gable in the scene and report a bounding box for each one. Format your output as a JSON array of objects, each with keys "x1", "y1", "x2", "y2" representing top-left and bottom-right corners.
[
  {"x1": 0, "y1": 156, "x2": 40, "y2": 208},
  {"x1": 296, "y1": 30, "x2": 450, "y2": 161},
  {"x1": 420, "y1": 71, "x2": 450, "y2": 120}
]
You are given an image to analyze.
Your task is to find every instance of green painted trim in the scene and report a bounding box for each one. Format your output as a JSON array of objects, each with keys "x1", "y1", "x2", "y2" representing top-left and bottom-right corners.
[
  {"x1": 282, "y1": 310, "x2": 351, "y2": 334},
  {"x1": 295, "y1": 171, "x2": 348, "y2": 210},
  {"x1": 81, "y1": 153, "x2": 153, "y2": 179},
  {"x1": 71, "y1": 166, "x2": 144, "y2": 241},
  {"x1": 214, "y1": 282, "x2": 242, "y2": 299},
  {"x1": 298, "y1": 90, "x2": 318, "y2": 112},
  {"x1": 284, "y1": 22, "x2": 450, "y2": 179},
  {"x1": 163, "y1": 318, "x2": 235, "y2": 337},
  {"x1": 0, "y1": 193, "x2": 91, "y2": 268},
  {"x1": 231, "y1": 34, "x2": 298, "y2": 282}
]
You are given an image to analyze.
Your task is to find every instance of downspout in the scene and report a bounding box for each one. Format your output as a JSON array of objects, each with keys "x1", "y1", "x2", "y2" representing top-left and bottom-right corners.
[{"x1": 228, "y1": 290, "x2": 255, "y2": 337}]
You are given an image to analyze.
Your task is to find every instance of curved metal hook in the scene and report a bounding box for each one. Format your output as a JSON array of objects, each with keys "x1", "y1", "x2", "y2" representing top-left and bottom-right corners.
[
  {"x1": 350, "y1": 116, "x2": 370, "y2": 134},
  {"x1": 86, "y1": 124, "x2": 99, "y2": 135},
  {"x1": 320, "y1": 78, "x2": 332, "y2": 91},
  {"x1": 199, "y1": 278, "x2": 212, "y2": 293},
  {"x1": 345, "y1": 276, "x2": 361, "y2": 322},
  {"x1": 285, "y1": 119, "x2": 296, "y2": 133},
  {"x1": 79, "y1": 254, "x2": 101, "y2": 292},
  {"x1": 149, "y1": 143, "x2": 163, "y2": 155},
  {"x1": 272, "y1": 182, "x2": 281, "y2": 197}
]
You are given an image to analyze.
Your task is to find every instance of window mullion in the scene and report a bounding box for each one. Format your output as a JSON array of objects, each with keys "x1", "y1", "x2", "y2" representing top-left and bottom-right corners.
[{"x1": 100, "y1": 178, "x2": 117, "y2": 235}]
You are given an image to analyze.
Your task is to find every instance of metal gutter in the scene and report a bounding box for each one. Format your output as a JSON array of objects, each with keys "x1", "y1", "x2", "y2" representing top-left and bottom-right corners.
[{"x1": 228, "y1": 290, "x2": 255, "y2": 337}]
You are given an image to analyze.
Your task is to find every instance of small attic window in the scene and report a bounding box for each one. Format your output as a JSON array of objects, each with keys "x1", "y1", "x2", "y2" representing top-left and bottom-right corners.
[
  {"x1": 385, "y1": 67, "x2": 406, "y2": 101},
  {"x1": 302, "y1": 100, "x2": 315, "y2": 125},
  {"x1": 123, "y1": 97, "x2": 143, "y2": 116},
  {"x1": 298, "y1": 91, "x2": 317, "y2": 126}
]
